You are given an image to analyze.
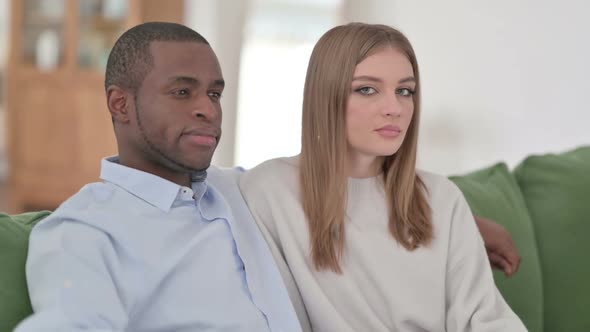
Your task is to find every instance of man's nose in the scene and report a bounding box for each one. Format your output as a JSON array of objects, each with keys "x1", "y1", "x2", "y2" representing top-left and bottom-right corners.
[{"x1": 191, "y1": 95, "x2": 220, "y2": 121}]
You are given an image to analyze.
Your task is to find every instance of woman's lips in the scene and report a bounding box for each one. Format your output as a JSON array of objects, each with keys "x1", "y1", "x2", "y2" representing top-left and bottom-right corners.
[{"x1": 375, "y1": 125, "x2": 401, "y2": 138}]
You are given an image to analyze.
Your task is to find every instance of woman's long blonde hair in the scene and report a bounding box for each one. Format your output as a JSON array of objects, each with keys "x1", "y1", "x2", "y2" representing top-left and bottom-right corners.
[{"x1": 300, "y1": 23, "x2": 432, "y2": 273}]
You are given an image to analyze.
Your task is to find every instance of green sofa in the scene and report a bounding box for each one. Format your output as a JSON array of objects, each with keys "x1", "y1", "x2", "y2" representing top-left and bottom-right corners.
[
  {"x1": 0, "y1": 211, "x2": 50, "y2": 331},
  {"x1": 1, "y1": 146, "x2": 589, "y2": 331},
  {"x1": 449, "y1": 146, "x2": 590, "y2": 332}
]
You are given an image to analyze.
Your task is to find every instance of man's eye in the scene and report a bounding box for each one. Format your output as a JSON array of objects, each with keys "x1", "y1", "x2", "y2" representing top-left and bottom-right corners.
[
  {"x1": 174, "y1": 89, "x2": 190, "y2": 96},
  {"x1": 396, "y1": 88, "x2": 415, "y2": 97},
  {"x1": 356, "y1": 87, "x2": 377, "y2": 95},
  {"x1": 208, "y1": 92, "x2": 222, "y2": 100}
]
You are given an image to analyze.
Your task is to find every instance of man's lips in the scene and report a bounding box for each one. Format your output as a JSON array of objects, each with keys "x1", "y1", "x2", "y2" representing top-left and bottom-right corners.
[{"x1": 182, "y1": 129, "x2": 219, "y2": 147}]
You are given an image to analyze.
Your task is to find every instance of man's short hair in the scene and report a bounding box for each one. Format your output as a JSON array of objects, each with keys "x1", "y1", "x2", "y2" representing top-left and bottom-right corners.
[{"x1": 104, "y1": 22, "x2": 209, "y2": 93}]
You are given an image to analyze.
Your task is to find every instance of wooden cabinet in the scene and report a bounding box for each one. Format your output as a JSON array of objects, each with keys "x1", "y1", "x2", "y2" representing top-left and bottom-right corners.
[{"x1": 7, "y1": 0, "x2": 183, "y2": 212}]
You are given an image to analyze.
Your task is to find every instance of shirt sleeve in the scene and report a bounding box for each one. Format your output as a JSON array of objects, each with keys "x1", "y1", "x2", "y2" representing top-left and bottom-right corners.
[
  {"x1": 238, "y1": 170, "x2": 313, "y2": 332},
  {"x1": 444, "y1": 187, "x2": 528, "y2": 332},
  {"x1": 14, "y1": 216, "x2": 128, "y2": 332}
]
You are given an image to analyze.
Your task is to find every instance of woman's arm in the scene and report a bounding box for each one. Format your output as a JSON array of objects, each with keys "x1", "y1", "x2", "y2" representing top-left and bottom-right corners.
[{"x1": 445, "y1": 190, "x2": 527, "y2": 331}]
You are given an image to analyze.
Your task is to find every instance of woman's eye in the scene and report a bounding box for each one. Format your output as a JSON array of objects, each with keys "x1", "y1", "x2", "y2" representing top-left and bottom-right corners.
[
  {"x1": 396, "y1": 88, "x2": 415, "y2": 97},
  {"x1": 356, "y1": 87, "x2": 377, "y2": 95}
]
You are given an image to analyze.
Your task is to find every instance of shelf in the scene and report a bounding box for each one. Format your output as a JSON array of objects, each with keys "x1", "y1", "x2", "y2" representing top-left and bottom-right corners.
[
  {"x1": 23, "y1": 13, "x2": 65, "y2": 26},
  {"x1": 7, "y1": 0, "x2": 183, "y2": 212},
  {"x1": 85, "y1": 16, "x2": 126, "y2": 30}
]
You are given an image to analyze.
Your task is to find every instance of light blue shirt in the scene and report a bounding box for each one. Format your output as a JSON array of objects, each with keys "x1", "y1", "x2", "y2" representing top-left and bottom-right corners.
[{"x1": 15, "y1": 157, "x2": 301, "y2": 332}]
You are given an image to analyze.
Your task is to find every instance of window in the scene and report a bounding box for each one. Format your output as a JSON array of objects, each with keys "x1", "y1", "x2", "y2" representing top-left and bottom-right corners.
[{"x1": 235, "y1": 0, "x2": 342, "y2": 168}]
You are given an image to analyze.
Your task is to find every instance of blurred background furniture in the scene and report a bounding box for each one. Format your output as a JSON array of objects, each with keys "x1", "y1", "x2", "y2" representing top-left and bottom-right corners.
[{"x1": 6, "y1": 0, "x2": 183, "y2": 212}]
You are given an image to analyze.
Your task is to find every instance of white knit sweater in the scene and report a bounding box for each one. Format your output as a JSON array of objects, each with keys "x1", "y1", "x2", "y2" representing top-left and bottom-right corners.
[{"x1": 239, "y1": 156, "x2": 527, "y2": 332}]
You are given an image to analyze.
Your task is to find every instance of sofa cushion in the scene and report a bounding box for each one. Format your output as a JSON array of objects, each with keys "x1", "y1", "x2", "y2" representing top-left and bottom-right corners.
[
  {"x1": 0, "y1": 211, "x2": 50, "y2": 331},
  {"x1": 514, "y1": 146, "x2": 590, "y2": 332},
  {"x1": 450, "y1": 163, "x2": 543, "y2": 332}
]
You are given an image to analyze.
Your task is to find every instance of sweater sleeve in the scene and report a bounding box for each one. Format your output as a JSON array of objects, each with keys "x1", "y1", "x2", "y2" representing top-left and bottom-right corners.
[{"x1": 444, "y1": 185, "x2": 528, "y2": 331}]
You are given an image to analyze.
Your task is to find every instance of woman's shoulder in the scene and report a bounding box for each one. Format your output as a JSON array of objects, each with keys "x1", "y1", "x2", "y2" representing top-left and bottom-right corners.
[
  {"x1": 239, "y1": 155, "x2": 300, "y2": 195},
  {"x1": 242, "y1": 155, "x2": 299, "y2": 181},
  {"x1": 416, "y1": 169, "x2": 463, "y2": 201}
]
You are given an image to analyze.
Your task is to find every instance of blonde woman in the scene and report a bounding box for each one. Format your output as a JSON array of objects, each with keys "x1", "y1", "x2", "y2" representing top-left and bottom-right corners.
[{"x1": 239, "y1": 23, "x2": 526, "y2": 331}]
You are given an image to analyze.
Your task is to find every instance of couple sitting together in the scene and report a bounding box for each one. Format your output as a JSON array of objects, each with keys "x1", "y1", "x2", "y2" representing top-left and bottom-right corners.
[{"x1": 15, "y1": 22, "x2": 526, "y2": 331}]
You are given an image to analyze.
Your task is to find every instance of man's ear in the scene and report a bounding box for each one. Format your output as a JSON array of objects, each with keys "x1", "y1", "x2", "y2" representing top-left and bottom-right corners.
[{"x1": 106, "y1": 85, "x2": 132, "y2": 124}]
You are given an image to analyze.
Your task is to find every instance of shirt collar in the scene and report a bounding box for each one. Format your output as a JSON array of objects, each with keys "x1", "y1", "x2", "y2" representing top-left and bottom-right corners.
[{"x1": 99, "y1": 156, "x2": 207, "y2": 212}]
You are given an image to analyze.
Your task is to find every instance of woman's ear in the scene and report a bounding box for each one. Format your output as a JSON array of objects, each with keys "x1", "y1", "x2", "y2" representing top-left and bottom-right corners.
[{"x1": 106, "y1": 85, "x2": 132, "y2": 124}]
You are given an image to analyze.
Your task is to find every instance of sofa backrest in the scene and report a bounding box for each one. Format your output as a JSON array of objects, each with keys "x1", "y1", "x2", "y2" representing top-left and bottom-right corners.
[
  {"x1": 514, "y1": 146, "x2": 590, "y2": 332},
  {"x1": 0, "y1": 211, "x2": 50, "y2": 331}
]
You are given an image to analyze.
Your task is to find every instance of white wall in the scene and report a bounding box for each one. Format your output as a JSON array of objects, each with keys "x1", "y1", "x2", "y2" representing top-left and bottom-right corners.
[
  {"x1": 371, "y1": 0, "x2": 590, "y2": 174},
  {"x1": 229, "y1": 0, "x2": 590, "y2": 174}
]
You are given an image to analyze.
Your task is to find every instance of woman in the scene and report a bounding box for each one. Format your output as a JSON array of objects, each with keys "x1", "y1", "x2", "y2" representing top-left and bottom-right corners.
[{"x1": 239, "y1": 23, "x2": 526, "y2": 331}]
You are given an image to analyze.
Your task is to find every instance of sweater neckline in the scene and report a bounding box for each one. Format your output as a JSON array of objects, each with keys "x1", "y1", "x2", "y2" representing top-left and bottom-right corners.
[{"x1": 347, "y1": 175, "x2": 384, "y2": 197}]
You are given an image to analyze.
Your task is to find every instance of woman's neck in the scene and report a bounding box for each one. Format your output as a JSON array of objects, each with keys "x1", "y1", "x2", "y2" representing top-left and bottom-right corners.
[{"x1": 346, "y1": 153, "x2": 383, "y2": 178}]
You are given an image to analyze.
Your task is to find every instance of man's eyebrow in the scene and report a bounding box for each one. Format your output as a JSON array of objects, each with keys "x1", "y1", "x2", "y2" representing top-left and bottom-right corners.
[
  {"x1": 212, "y1": 79, "x2": 225, "y2": 88},
  {"x1": 167, "y1": 76, "x2": 225, "y2": 88},
  {"x1": 167, "y1": 76, "x2": 199, "y2": 85}
]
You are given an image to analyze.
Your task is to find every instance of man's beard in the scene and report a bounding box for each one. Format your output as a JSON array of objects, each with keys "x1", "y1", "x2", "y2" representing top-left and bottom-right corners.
[{"x1": 135, "y1": 96, "x2": 210, "y2": 173}]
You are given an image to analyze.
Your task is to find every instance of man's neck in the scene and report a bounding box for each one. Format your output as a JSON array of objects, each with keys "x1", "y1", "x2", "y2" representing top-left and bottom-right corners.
[{"x1": 118, "y1": 155, "x2": 193, "y2": 187}]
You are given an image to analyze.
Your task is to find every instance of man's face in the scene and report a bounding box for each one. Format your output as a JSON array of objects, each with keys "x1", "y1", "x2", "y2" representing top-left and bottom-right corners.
[{"x1": 130, "y1": 41, "x2": 224, "y2": 176}]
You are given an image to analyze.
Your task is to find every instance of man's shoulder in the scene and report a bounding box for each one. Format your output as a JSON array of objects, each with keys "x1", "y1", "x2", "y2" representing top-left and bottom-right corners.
[
  {"x1": 207, "y1": 165, "x2": 244, "y2": 183},
  {"x1": 205, "y1": 166, "x2": 247, "y2": 197},
  {"x1": 36, "y1": 181, "x2": 134, "y2": 231},
  {"x1": 53, "y1": 181, "x2": 117, "y2": 213},
  {"x1": 30, "y1": 182, "x2": 123, "y2": 242},
  {"x1": 205, "y1": 166, "x2": 251, "y2": 209}
]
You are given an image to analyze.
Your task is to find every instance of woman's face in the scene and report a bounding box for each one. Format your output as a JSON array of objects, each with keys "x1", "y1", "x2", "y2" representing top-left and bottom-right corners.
[{"x1": 346, "y1": 47, "x2": 415, "y2": 171}]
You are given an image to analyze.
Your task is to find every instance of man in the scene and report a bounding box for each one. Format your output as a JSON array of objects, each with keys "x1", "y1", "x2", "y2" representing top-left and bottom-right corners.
[{"x1": 15, "y1": 22, "x2": 303, "y2": 332}]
